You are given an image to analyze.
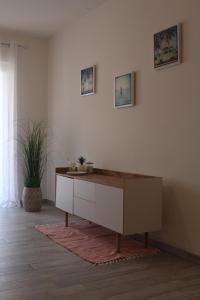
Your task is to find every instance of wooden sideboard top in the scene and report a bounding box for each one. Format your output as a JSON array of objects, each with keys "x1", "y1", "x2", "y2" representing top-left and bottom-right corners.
[{"x1": 56, "y1": 167, "x2": 160, "y2": 189}]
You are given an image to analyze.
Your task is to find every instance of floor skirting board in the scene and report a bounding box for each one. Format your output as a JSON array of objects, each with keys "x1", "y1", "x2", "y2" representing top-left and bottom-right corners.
[
  {"x1": 43, "y1": 202, "x2": 200, "y2": 264},
  {"x1": 42, "y1": 199, "x2": 55, "y2": 206},
  {"x1": 133, "y1": 234, "x2": 200, "y2": 265}
]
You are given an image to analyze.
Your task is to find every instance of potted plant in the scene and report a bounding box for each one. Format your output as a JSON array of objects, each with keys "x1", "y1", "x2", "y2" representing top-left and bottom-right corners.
[
  {"x1": 19, "y1": 121, "x2": 47, "y2": 212},
  {"x1": 77, "y1": 156, "x2": 86, "y2": 171}
]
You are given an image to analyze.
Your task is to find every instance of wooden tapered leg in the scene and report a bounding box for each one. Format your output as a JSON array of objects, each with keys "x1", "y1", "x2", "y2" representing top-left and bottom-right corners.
[
  {"x1": 65, "y1": 212, "x2": 68, "y2": 227},
  {"x1": 145, "y1": 232, "x2": 149, "y2": 248},
  {"x1": 116, "y1": 233, "x2": 121, "y2": 253}
]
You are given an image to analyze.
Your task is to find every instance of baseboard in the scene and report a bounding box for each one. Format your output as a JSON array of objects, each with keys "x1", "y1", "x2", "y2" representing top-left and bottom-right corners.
[
  {"x1": 41, "y1": 201, "x2": 200, "y2": 264},
  {"x1": 42, "y1": 199, "x2": 55, "y2": 206},
  {"x1": 133, "y1": 234, "x2": 200, "y2": 264}
]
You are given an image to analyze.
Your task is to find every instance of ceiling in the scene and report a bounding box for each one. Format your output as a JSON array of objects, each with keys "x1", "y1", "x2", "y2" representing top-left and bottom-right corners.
[{"x1": 0, "y1": 0, "x2": 107, "y2": 38}]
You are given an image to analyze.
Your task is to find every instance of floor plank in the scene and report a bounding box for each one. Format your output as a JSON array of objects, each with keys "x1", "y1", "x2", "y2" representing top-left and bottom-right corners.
[{"x1": 0, "y1": 205, "x2": 199, "y2": 299}]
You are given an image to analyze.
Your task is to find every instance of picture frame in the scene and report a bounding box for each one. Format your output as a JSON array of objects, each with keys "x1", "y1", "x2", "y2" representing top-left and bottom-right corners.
[
  {"x1": 80, "y1": 65, "x2": 96, "y2": 96},
  {"x1": 154, "y1": 23, "x2": 181, "y2": 69},
  {"x1": 114, "y1": 72, "x2": 135, "y2": 109}
]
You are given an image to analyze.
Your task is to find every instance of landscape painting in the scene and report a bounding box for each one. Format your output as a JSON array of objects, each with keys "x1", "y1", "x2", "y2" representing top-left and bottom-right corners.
[
  {"x1": 154, "y1": 24, "x2": 181, "y2": 69},
  {"x1": 81, "y1": 65, "x2": 95, "y2": 96},
  {"x1": 114, "y1": 72, "x2": 134, "y2": 108}
]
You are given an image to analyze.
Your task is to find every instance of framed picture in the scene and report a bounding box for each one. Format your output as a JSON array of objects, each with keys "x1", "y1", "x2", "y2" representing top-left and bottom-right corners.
[
  {"x1": 114, "y1": 72, "x2": 135, "y2": 108},
  {"x1": 154, "y1": 24, "x2": 181, "y2": 69},
  {"x1": 80, "y1": 65, "x2": 96, "y2": 96}
]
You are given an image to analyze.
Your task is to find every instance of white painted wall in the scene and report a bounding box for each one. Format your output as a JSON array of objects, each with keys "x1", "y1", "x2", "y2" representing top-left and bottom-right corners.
[
  {"x1": 0, "y1": 30, "x2": 48, "y2": 198},
  {"x1": 47, "y1": 0, "x2": 200, "y2": 255}
]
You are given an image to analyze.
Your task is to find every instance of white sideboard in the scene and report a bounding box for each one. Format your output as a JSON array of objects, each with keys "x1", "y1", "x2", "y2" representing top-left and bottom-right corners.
[{"x1": 55, "y1": 168, "x2": 162, "y2": 251}]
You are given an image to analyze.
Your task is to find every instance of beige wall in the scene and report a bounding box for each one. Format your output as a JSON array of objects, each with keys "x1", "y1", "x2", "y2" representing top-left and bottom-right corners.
[
  {"x1": 0, "y1": 30, "x2": 48, "y2": 198},
  {"x1": 0, "y1": 30, "x2": 48, "y2": 121},
  {"x1": 47, "y1": 0, "x2": 200, "y2": 255}
]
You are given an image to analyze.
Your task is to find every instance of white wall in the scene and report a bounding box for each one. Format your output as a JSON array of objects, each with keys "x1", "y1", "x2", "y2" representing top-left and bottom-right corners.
[
  {"x1": 0, "y1": 30, "x2": 48, "y2": 198},
  {"x1": 47, "y1": 0, "x2": 200, "y2": 256}
]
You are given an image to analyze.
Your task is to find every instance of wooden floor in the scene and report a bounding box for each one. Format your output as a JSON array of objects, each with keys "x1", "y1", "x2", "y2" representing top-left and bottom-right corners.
[{"x1": 0, "y1": 206, "x2": 200, "y2": 300}]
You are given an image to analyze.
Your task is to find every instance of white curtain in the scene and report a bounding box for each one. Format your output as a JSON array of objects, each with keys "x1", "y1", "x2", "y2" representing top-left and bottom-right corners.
[{"x1": 0, "y1": 42, "x2": 19, "y2": 208}]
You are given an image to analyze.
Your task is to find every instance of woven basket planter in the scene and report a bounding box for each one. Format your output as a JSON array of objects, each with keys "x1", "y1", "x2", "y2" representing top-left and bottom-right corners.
[{"x1": 22, "y1": 187, "x2": 42, "y2": 212}]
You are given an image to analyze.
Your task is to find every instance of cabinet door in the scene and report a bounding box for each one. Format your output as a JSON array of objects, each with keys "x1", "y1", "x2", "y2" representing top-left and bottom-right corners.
[
  {"x1": 74, "y1": 179, "x2": 95, "y2": 202},
  {"x1": 56, "y1": 175, "x2": 73, "y2": 213},
  {"x1": 95, "y1": 184, "x2": 123, "y2": 233}
]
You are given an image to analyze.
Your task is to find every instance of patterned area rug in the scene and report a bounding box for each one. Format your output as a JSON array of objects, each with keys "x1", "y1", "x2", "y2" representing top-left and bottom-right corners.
[{"x1": 35, "y1": 221, "x2": 160, "y2": 265}]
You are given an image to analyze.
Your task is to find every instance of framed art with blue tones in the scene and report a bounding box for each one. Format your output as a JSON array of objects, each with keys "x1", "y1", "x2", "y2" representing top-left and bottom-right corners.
[
  {"x1": 114, "y1": 72, "x2": 135, "y2": 108},
  {"x1": 154, "y1": 24, "x2": 181, "y2": 69},
  {"x1": 81, "y1": 65, "x2": 96, "y2": 96}
]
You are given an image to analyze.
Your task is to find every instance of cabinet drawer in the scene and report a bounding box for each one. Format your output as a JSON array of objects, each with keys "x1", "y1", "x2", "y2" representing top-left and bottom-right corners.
[
  {"x1": 74, "y1": 196, "x2": 95, "y2": 222},
  {"x1": 56, "y1": 175, "x2": 73, "y2": 213},
  {"x1": 74, "y1": 179, "x2": 95, "y2": 202}
]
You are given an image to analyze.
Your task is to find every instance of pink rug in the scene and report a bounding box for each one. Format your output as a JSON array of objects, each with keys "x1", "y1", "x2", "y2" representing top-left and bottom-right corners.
[{"x1": 35, "y1": 221, "x2": 160, "y2": 265}]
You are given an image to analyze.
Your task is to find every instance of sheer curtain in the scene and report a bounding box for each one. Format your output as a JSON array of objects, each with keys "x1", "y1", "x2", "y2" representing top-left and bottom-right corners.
[{"x1": 0, "y1": 42, "x2": 19, "y2": 208}]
